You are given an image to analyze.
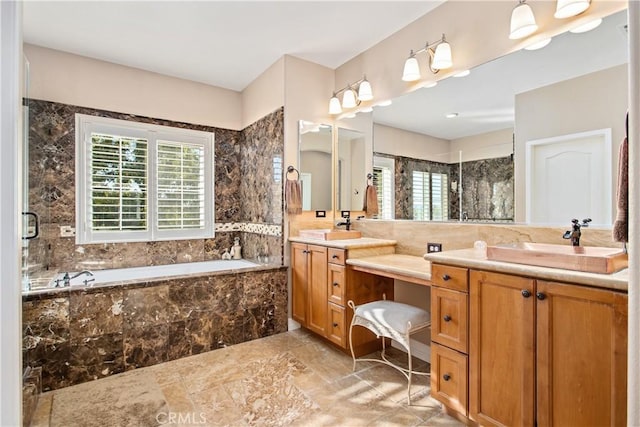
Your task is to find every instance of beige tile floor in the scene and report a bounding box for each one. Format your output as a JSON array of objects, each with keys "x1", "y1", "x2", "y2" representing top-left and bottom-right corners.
[{"x1": 30, "y1": 329, "x2": 463, "y2": 427}]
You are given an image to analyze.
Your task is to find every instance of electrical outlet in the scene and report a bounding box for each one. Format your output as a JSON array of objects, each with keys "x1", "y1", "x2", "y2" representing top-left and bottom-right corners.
[
  {"x1": 60, "y1": 225, "x2": 76, "y2": 237},
  {"x1": 427, "y1": 243, "x2": 442, "y2": 253}
]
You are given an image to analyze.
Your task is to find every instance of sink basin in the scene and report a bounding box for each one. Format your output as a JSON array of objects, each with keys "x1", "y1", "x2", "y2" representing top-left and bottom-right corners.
[
  {"x1": 486, "y1": 242, "x2": 628, "y2": 274},
  {"x1": 298, "y1": 229, "x2": 362, "y2": 240}
]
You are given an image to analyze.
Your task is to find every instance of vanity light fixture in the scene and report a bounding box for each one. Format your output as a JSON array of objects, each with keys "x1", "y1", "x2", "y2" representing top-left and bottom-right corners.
[
  {"x1": 570, "y1": 17, "x2": 602, "y2": 33},
  {"x1": 509, "y1": 0, "x2": 538, "y2": 40},
  {"x1": 524, "y1": 37, "x2": 552, "y2": 50},
  {"x1": 401, "y1": 34, "x2": 453, "y2": 82},
  {"x1": 554, "y1": 0, "x2": 590, "y2": 19},
  {"x1": 375, "y1": 99, "x2": 393, "y2": 107},
  {"x1": 328, "y1": 75, "x2": 374, "y2": 115},
  {"x1": 454, "y1": 70, "x2": 471, "y2": 78},
  {"x1": 421, "y1": 81, "x2": 438, "y2": 89}
]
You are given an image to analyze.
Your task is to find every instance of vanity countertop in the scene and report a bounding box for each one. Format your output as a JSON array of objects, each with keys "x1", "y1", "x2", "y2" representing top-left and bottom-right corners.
[
  {"x1": 288, "y1": 236, "x2": 397, "y2": 250},
  {"x1": 346, "y1": 254, "x2": 431, "y2": 286},
  {"x1": 425, "y1": 248, "x2": 628, "y2": 292}
]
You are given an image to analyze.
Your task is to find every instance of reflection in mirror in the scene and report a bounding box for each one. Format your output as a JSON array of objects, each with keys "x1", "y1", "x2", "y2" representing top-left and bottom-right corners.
[
  {"x1": 337, "y1": 128, "x2": 366, "y2": 212},
  {"x1": 298, "y1": 121, "x2": 332, "y2": 212},
  {"x1": 370, "y1": 9, "x2": 628, "y2": 224}
]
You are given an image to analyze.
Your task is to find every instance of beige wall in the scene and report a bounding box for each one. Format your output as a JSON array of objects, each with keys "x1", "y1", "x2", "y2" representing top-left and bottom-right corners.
[
  {"x1": 514, "y1": 64, "x2": 628, "y2": 222},
  {"x1": 450, "y1": 127, "x2": 513, "y2": 163},
  {"x1": 24, "y1": 44, "x2": 243, "y2": 130},
  {"x1": 241, "y1": 57, "x2": 285, "y2": 129},
  {"x1": 374, "y1": 123, "x2": 450, "y2": 163}
]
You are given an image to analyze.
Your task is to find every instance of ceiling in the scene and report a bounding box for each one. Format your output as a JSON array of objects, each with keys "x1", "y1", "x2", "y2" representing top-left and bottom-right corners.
[
  {"x1": 22, "y1": 1, "x2": 443, "y2": 92},
  {"x1": 372, "y1": 9, "x2": 629, "y2": 140}
]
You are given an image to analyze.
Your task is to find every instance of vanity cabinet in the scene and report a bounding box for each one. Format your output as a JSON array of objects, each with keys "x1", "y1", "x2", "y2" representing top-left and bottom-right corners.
[
  {"x1": 469, "y1": 270, "x2": 628, "y2": 427},
  {"x1": 291, "y1": 242, "x2": 393, "y2": 355},
  {"x1": 430, "y1": 264, "x2": 470, "y2": 416}
]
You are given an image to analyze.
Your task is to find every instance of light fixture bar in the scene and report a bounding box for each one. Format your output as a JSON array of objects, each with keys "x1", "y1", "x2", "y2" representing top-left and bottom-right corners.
[
  {"x1": 402, "y1": 34, "x2": 453, "y2": 82},
  {"x1": 328, "y1": 75, "x2": 374, "y2": 115}
]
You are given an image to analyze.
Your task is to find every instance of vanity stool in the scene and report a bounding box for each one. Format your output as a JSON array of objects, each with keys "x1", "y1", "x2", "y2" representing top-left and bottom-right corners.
[{"x1": 347, "y1": 297, "x2": 431, "y2": 405}]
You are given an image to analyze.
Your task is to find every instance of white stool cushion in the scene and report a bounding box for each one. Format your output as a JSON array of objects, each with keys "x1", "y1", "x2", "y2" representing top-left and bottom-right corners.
[{"x1": 354, "y1": 300, "x2": 430, "y2": 335}]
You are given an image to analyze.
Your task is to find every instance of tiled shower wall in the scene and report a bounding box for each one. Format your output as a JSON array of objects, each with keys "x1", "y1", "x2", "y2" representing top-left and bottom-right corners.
[
  {"x1": 26, "y1": 100, "x2": 284, "y2": 276},
  {"x1": 376, "y1": 152, "x2": 514, "y2": 221}
]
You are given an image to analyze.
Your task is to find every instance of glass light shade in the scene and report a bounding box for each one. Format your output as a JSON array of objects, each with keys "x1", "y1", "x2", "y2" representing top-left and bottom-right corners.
[
  {"x1": 454, "y1": 70, "x2": 470, "y2": 78},
  {"x1": 554, "y1": 0, "x2": 590, "y2": 19},
  {"x1": 342, "y1": 88, "x2": 357, "y2": 108},
  {"x1": 570, "y1": 17, "x2": 602, "y2": 33},
  {"x1": 431, "y1": 42, "x2": 452, "y2": 70},
  {"x1": 358, "y1": 80, "x2": 373, "y2": 101},
  {"x1": 328, "y1": 96, "x2": 342, "y2": 115},
  {"x1": 524, "y1": 38, "x2": 552, "y2": 50},
  {"x1": 402, "y1": 56, "x2": 421, "y2": 81},
  {"x1": 509, "y1": 2, "x2": 538, "y2": 40}
]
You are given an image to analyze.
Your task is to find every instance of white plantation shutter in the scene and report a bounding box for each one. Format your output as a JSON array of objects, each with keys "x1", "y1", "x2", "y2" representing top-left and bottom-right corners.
[
  {"x1": 77, "y1": 114, "x2": 214, "y2": 243},
  {"x1": 373, "y1": 166, "x2": 393, "y2": 220},
  {"x1": 90, "y1": 133, "x2": 148, "y2": 231},
  {"x1": 412, "y1": 171, "x2": 449, "y2": 221},
  {"x1": 157, "y1": 141, "x2": 205, "y2": 230}
]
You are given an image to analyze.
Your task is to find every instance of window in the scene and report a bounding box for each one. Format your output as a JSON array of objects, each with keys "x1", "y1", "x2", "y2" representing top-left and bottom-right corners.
[
  {"x1": 76, "y1": 114, "x2": 214, "y2": 243},
  {"x1": 372, "y1": 156, "x2": 394, "y2": 220},
  {"x1": 412, "y1": 171, "x2": 448, "y2": 221}
]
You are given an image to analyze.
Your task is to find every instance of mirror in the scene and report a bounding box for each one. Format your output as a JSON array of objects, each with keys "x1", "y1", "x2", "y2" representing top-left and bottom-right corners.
[
  {"x1": 371, "y1": 9, "x2": 628, "y2": 224},
  {"x1": 337, "y1": 128, "x2": 366, "y2": 212},
  {"x1": 298, "y1": 121, "x2": 333, "y2": 212}
]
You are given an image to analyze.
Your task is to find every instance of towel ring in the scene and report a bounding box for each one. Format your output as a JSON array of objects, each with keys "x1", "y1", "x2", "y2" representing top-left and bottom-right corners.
[
  {"x1": 367, "y1": 172, "x2": 373, "y2": 184},
  {"x1": 287, "y1": 165, "x2": 300, "y2": 180}
]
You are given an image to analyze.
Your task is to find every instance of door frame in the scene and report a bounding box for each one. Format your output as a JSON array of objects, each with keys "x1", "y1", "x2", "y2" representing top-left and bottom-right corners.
[{"x1": 525, "y1": 128, "x2": 612, "y2": 225}]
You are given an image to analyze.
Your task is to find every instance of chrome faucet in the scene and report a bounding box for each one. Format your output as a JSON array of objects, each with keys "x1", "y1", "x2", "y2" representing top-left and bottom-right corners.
[
  {"x1": 562, "y1": 218, "x2": 592, "y2": 246},
  {"x1": 336, "y1": 217, "x2": 351, "y2": 231},
  {"x1": 62, "y1": 270, "x2": 95, "y2": 287}
]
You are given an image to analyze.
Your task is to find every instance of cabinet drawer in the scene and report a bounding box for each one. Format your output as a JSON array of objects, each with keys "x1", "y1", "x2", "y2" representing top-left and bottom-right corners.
[
  {"x1": 432, "y1": 264, "x2": 469, "y2": 292},
  {"x1": 328, "y1": 264, "x2": 346, "y2": 306},
  {"x1": 431, "y1": 343, "x2": 468, "y2": 416},
  {"x1": 327, "y1": 303, "x2": 346, "y2": 347},
  {"x1": 432, "y1": 287, "x2": 468, "y2": 353},
  {"x1": 328, "y1": 248, "x2": 346, "y2": 266}
]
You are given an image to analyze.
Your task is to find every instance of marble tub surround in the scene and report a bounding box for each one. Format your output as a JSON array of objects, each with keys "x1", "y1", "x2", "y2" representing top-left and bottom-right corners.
[
  {"x1": 26, "y1": 100, "x2": 284, "y2": 276},
  {"x1": 31, "y1": 329, "x2": 462, "y2": 427},
  {"x1": 425, "y1": 248, "x2": 628, "y2": 291},
  {"x1": 22, "y1": 267, "x2": 288, "y2": 391},
  {"x1": 352, "y1": 220, "x2": 622, "y2": 258}
]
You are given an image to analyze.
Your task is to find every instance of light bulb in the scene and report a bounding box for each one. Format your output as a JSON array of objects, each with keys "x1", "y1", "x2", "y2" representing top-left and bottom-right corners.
[
  {"x1": 402, "y1": 55, "x2": 421, "y2": 82},
  {"x1": 342, "y1": 88, "x2": 357, "y2": 109},
  {"x1": 432, "y1": 41, "x2": 453, "y2": 70},
  {"x1": 328, "y1": 96, "x2": 342, "y2": 115},
  {"x1": 554, "y1": 0, "x2": 590, "y2": 19},
  {"x1": 570, "y1": 17, "x2": 602, "y2": 33},
  {"x1": 358, "y1": 79, "x2": 373, "y2": 101}
]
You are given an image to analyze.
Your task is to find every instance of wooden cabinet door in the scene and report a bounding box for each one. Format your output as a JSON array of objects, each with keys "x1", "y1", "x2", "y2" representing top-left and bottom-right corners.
[
  {"x1": 328, "y1": 264, "x2": 345, "y2": 306},
  {"x1": 306, "y1": 244, "x2": 328, "y2": 336},
  {"x1": 536, "y1": 281, "x2": 627, "y2": 427},
  {"x1": 470, "y1": 270, "x2": 535, "y2": 427},
  {"x1": 291, "y1": 243, "x2": 309, "y2": 326},
  {"x1": 431, "y1": 286, "x2": 468, "y2": 353},
  {"x1": 326, "y1": 302, "x2": 346, "y2": 347}
]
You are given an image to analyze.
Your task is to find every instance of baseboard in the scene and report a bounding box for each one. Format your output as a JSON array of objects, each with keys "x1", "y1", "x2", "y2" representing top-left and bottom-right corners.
[
  {"x1": 288, "y1": 318, "x2": 301, "y2": 331},
  {"x1": 391, "y1": 338, "x2": 431, "y2": 363}
]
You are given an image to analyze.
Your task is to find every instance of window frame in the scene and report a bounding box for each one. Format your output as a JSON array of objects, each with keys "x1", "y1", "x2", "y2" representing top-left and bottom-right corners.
[
  {"x1": 412, "y1": 170, "x2": 449, "y2": 221},
  {"x1": 75, "y1": 114, "x2": 214, "y2": 244}
]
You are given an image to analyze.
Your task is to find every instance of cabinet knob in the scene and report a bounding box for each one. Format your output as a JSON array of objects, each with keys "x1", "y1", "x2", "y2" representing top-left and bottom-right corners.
[
  {"x1": 443, "y1": 374, "x2": 451, "y2": 381},
  {"x1": 333, "y1": 322, "x2": 339, "y2": 328},
  {"x1": 333, "y1": 282, "x2": 339, "y2": 287},
  {"x1": 536, "y1": 292, "x2": 546, "y2": 300},
  {"x1": 442, "y1": 274, "x2": 451, "y2": 281},
  {"x1": 332, "y1": 254, "x2": 339, "y2": 259},
  {"x1": 302, "y1": 250, "x2": 308, "y2": 254},
  {"x1": 522, "y1": 290, "x2": 531, "y2": 298},
  {"x1": 443, "y1": 315, "x2": 452, "y2": 322}
]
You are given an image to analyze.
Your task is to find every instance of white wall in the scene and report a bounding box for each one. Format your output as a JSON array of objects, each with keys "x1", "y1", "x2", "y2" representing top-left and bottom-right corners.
[
  {"x1": 1, "y1": 1, "x2": 23, "y2": 425},
  {"x1": 514, "y1": 64, "x2": 628, "y2": 222},
  {"x1": 24, "y1": 44, "x2": 243, "y2": 130}
]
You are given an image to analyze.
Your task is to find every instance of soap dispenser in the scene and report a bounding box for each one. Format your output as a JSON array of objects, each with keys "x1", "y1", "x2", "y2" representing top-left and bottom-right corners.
[{"x1": 232, "y1": 237, "x2": 242, "y2": 260}]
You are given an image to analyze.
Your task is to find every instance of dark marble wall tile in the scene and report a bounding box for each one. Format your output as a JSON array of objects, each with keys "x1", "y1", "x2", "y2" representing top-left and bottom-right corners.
[
  {"x1": 240, "y1": 107, "x2": 284, "y2": 226},
  {"x1": 22, "y1": 267, "x2": 287, "y2": 391},
  {"x1": 68, "y1": 333, "x2": 124, "y2": 383},
  {"x1": 460, "y1": 156, "x2": 514, "y2": 221},
  {"x1": 241, "y1": 233, "x2": 283, "y2": 265},
  {"x1": 69, "y1": 289, "x2": 123, "y2": 338}
]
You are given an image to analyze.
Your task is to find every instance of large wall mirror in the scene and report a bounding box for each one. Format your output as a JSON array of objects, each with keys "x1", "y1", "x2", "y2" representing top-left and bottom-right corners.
[
  {"x1": 298, "y1": 121, "x2": 333, "y2": 212},
  {"x1": 337, "y1": 128, "x2": 366, "y2": 212},
  {"x1": 370, "y1": 8, "x2": 628, "y2": 225}
]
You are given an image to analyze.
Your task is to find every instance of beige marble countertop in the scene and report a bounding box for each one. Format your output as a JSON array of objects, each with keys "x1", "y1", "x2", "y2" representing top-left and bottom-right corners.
[
  {"x1": 424, "y1": 248, "x2": 628, "y2": 292},
  {"x1": 288, "y1": 236, "x2": 397, "y2": 249},
  {"x1": 346, "y1": 254, "x2": 431, "y2": 285}
]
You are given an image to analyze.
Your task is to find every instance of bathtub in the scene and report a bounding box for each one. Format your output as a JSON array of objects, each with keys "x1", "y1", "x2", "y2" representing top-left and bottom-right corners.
[{"x1": 43, "y1": 259, "x2": 260, "y2": 289}]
